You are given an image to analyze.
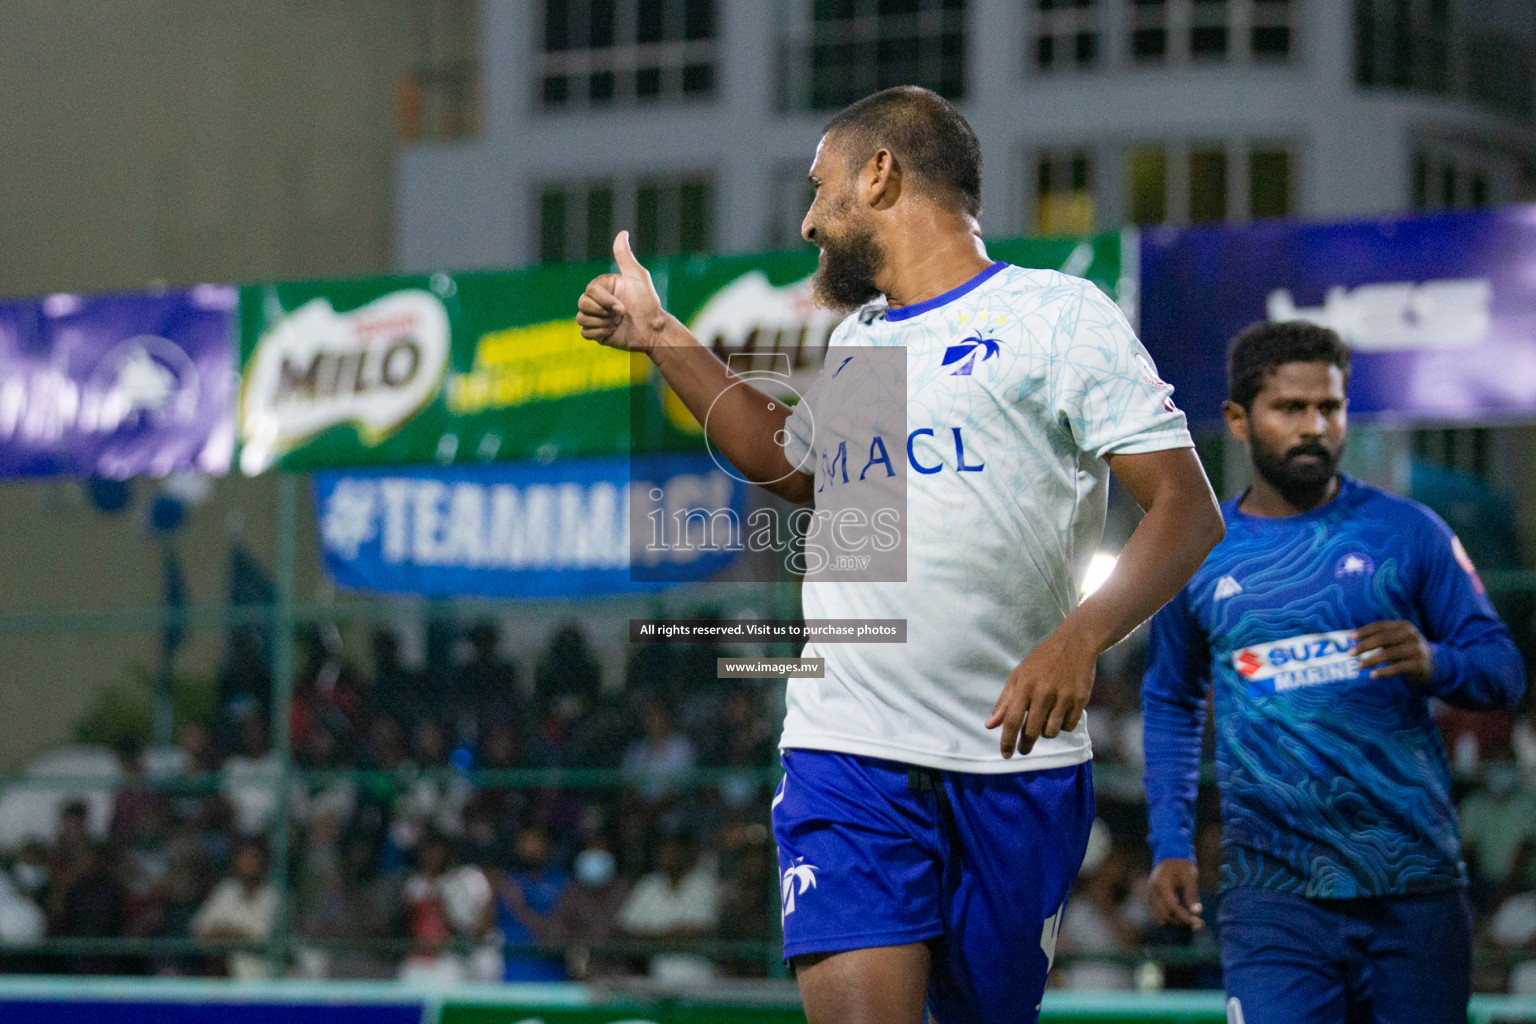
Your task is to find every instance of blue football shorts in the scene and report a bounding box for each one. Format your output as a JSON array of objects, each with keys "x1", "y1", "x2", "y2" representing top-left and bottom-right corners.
[
  {"x1": 772, "y1": 748, "x2": 1094, "y2": 1024},
  {"x1": 1219, "y1": 884, "x2": 1473, "y2": 1024}
]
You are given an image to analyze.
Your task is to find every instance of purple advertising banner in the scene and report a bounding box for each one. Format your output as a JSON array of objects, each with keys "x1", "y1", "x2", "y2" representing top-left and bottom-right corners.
[
  {"x1": 0, "y1": 286, "x2": 237, "y2": 478},
  {"x1": 1140, "y1": 206, "x2": 1536, "y2": 425}
]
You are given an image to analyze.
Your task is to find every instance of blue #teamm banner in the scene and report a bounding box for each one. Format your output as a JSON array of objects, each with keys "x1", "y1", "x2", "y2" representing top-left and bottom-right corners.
[
  {"x1": 314, "y1": 453, "x2": 746, "y2": 599},
  {"x1": 1139, "y1": 206, "x2": 1536, "y2": 424}
]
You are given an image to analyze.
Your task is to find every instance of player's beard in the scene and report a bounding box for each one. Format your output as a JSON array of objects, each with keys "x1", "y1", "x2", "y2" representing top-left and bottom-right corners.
[
  {"x1": 813, "y1": 218, "x2": 885, "y2": 313},
  {"x1": 1251, "y1": 435, "x2": 1343, "y2": 508}
]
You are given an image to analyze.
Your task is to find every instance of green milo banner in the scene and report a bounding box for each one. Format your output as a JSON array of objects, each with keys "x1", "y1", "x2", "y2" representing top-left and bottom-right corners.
[{"x1": 237, "y1": 235, "x2": 1124, "y2": 473}]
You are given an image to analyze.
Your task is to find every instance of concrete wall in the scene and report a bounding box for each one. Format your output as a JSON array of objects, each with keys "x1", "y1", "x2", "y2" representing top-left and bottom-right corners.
[{"x1": 0, "y1": 0, "x2": 417, "y2": 297}]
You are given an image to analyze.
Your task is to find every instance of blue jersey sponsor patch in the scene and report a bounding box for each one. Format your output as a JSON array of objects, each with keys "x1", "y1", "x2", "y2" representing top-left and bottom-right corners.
[{"x1": 1233, "y1": 630, "x2": 1363, "y2": 695}]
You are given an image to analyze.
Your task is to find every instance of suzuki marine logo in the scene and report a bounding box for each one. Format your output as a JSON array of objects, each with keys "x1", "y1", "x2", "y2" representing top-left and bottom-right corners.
[
  {"x1": 1232, "y1": 629, "x2": 1362, "y2": 694},
  {"x1": 240, "y1": 290, "x2": 450, "y2": 474}
]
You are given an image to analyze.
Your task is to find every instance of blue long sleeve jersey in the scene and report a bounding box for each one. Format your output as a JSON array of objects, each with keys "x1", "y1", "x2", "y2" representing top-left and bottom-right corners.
[{"x1": 1142, "y1": 476, "x2": 1526, "y2": 899}]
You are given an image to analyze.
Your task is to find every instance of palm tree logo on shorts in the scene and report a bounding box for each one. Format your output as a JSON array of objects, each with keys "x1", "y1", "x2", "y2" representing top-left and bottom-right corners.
[{"x1": 781, "y1": 858, "x2": 819, "y2": 918}]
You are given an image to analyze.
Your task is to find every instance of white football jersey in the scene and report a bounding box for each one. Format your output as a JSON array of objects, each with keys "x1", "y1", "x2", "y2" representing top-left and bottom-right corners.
[{"x1": 779, "y1": 262, "x2": 1193, "y2": 773}]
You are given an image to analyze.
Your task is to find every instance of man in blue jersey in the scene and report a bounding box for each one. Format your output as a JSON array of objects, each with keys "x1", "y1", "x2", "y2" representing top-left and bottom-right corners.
[
  {"x1": 577, "y1": 86, "x2": 1224, "y2": 1023},
  {"x1": 1142, "y1": 321, "x2": 1526, "y2": 1022}
]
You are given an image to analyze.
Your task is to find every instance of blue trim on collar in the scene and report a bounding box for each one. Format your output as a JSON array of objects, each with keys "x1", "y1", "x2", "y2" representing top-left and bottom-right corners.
[{"x1": 883, "y1": 261, "x2": 1009, "y2": 322}]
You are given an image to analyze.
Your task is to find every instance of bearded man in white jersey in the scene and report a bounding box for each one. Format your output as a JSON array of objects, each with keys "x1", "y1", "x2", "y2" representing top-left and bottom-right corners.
[{"x1": 577, "y1": 86, "x2": 1224, "y2": 1024}]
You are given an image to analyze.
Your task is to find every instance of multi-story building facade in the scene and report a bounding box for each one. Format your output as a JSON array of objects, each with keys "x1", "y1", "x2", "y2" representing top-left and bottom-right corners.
[{"x1": 398, "y1": 0, "x2": 1536, "y2": 272}]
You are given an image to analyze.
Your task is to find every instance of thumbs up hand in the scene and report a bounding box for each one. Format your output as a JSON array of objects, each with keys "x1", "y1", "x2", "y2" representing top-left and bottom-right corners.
[{"x1": 577, "y1": 231, "x2": 669, "y2": 353}]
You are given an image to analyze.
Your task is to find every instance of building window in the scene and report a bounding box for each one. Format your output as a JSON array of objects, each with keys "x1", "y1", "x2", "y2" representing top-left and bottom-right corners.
[
  {"x1": 1128, "y1": 0, "x2": 1290, "y2": 65},
  {"x1": 1127, "y1": 148, "x2": 1168, "y2": 224},
  {"x1": 1128, "y1": 0, "x2": 1168, "y2": 62},
  {"x1": 1354, "y1": 0, "x2": 1450, "y2": 95},
  {"x1": 1029, "y1": 0, "x2": 1100, "y2": 73},
  {"x1": 1034, "y1": 149, "x2": 1096, "y2": 235},
  {"x1": 1462, "y1": 30, "x2": 1535, "y2": 120},
  {"x1": 539, "y1": 0, "x2": 718, "y2": 111},
  {"x1": 1250, "y1": 0, "x2": 1291, "y2": 59},
  {"x1": 1249, "y1": 147, "x2": 1291, "y2": 220},
  {"x1": 538, "y1": 175, "x2": 713, "y2": 263},
  {"x1": 1188, "y1": 147, "x2": 1227, "y2": 224},
  {"x1": 1127, "y1": 141, "x2": 1291, "y2": 225},
  {"x1": 779, "y1": 0, "x2": 968, "y2": 112},
  {"x1": 1411, "y1": 142, "x2": 1520, "y2": 213},
  {"x1": 400, "y1": 0, "x2": 481, "y2": 140},
  {"x1": 1189, "y1": 0, "x2": 1229, "y2": 61}
]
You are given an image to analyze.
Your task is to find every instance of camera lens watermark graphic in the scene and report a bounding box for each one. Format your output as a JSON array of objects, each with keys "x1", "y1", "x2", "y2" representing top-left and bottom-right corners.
[
  {"x1": 702, "y1": 352, "x2": 815, "y2": 488},
  {"x1": 629, "y1": 344, "x2": 907, "y2": 584}
]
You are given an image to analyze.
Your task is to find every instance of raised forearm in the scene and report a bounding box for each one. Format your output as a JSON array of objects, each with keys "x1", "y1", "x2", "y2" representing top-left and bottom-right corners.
[{"x1": 650, "y1": 315, "x2": 812, "y2": 503}]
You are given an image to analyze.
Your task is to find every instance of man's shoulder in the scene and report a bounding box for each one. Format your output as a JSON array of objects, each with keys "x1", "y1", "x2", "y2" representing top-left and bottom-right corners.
[
  {"x1": 1345, "y1": 478, "x2": 1446, "y2": 537},
  {"x1": 984, "y1": 265, "x2": 1105, "y2": 307}
]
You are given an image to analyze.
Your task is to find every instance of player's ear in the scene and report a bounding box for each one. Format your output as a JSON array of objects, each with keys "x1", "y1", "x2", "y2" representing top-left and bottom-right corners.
[
  {"x1": 865, "y1": 148, "x2": 901, "y2": 209},
  {"x1": 1222, "y1": 400, "x2": 1249, "y2": 443}
]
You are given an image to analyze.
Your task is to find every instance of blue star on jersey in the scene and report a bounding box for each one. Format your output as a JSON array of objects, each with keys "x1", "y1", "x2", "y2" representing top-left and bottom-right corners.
[{"x1": 1142, "y1": 477, "x2": 1525, "y2": 899}]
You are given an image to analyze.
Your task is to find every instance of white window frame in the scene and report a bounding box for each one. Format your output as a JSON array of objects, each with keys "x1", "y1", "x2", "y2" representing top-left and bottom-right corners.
[
  {"x1": 536, "y1": 173, "x2": 715, "y2": 264},
  {"x1": 778, "y1": 0, "x2": 969, "y2": 112},
  {"x1": 535, "y1": 0, "x2": 719, "y2": 112},
  {"x1": 1026, "y1": 0, "x2": 1104, "y2": 74},
  {"x1": 1122, "y1": 138, "x2": 1296, "y2": 226},
  {"x1": 1124, "y1": 0, "x2": 1294, "y2": 66}
]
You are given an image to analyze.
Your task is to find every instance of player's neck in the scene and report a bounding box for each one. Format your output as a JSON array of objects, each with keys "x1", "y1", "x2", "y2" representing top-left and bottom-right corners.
[
  {"x1": 1240, "y1": 473, "x2": 1341, "y2": 518},
  {"x1": 879, "y1": 214, "x2": 993, "y2": 311}
]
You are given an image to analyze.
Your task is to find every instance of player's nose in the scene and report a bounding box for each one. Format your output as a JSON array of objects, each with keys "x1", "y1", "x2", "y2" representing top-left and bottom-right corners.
[{"x1": 801, "y1": 211, "x2": 818, "y2": 245}]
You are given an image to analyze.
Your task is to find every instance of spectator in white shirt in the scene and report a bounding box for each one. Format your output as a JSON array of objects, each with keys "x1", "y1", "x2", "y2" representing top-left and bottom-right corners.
[
  {"x1": 621, "y1": 699, "x2": 695, "y2": 803},
  {"x1": 191, "y1": 839, "x2": 277, "y2": 979},
  {"x1": 618, "y1": 828, "x2": 720, "y2": 984}
]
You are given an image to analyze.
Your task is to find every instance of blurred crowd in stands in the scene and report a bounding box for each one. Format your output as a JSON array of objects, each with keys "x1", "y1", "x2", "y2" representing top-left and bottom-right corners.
[
  {"x1": 0, "y1": 618, "x2": 1534, "y2": 994},
  {"x1": 0, "y1": 620, "x2": 779, "y2": 984}
]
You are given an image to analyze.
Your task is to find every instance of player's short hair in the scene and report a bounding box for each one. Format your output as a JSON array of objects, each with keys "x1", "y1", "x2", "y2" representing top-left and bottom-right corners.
[
  {"x1": 823, "y1": 86, "x2": 982, "y2": 218},
  {"x1": 1227, "y1": 321, "x2": 1352, "y2": 410}
]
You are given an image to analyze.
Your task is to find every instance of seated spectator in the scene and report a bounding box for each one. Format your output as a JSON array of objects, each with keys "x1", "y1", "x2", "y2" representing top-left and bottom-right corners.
[
  {"x1": 541, "y1": 835, "x2": 629, "y2": 980},
  {"x1": 397, "y1": 833, "x2": 497, "y2": 985},
  {"x1": 11, "y1": 840, "x2": 51, "y2": 910},
  {"x1": 110, "y1": 738, "x2": 166, "y2": 847},
  {"x1": 622, "y1": 699, "x2": 695, "y2": 804},
  {"x1": 618, "y1": 826, "x2": 720, "y2": 984},
  {"x1": 489, "y1": 824, "x2": 570, "y2": 981},
  {"x1": 298, "y1": 831, "x2": 397, "y2": 980},
  {"x1": 120, "y1": 796, "x2": 177, "y2": 939},
  {"x1": 144, "y1": 833, "x2": 214, "y2": 977},
  {"x1": 393, "y1": 719, "x2": 472, "y2": 851},
  {"x1": 293, "y1": 724, "x2": 357, "y2": 826},
  {"x1": 178, "y1": 720, "x2": 221, "y2": 775},
  {"x1": 702, "y1": 687, "x2": 774, "y2": 768},
  {"x1": 369, "y1": 628, "x2": 422, "y2": 728},
  {"x1": 1460, "y1": 761, "x2": 1536, "y2": 907},
  {"x1": 1055, "y1": 833, "x2": 1142, "y2": 990},
  {"x1": 47, "y1": 799, "x2": 94, "y2": 897},
  {"x1": 462, "y1": 721, "x2": 526, "y2": 856},
  {"x1": 0, "y1": 866, "x2": 45, "y2": 948},
  {"x1": 54, "y1": 840, "x2": 129, "y2": 975},
  {"x1": 715, "y1": 829, "x2": 776, "y2": 978},
  {"x1": 222, "y1": 717, "x2": 279, "y2": 837},
  {"x1": 458, "y1": 620, "x2": 521, "y2": 725},
  {"x1": 191, "y1": 838, "x2": 277, "y2": 979}
]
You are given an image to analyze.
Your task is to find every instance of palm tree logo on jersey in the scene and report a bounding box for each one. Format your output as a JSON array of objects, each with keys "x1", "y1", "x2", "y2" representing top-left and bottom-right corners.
[
  {"x1": 781, "y1": 858, "x2": 818, "y2": 918},
  {"x1": 940, "y1": 335, "x2": 1002, "y2": 376}
]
